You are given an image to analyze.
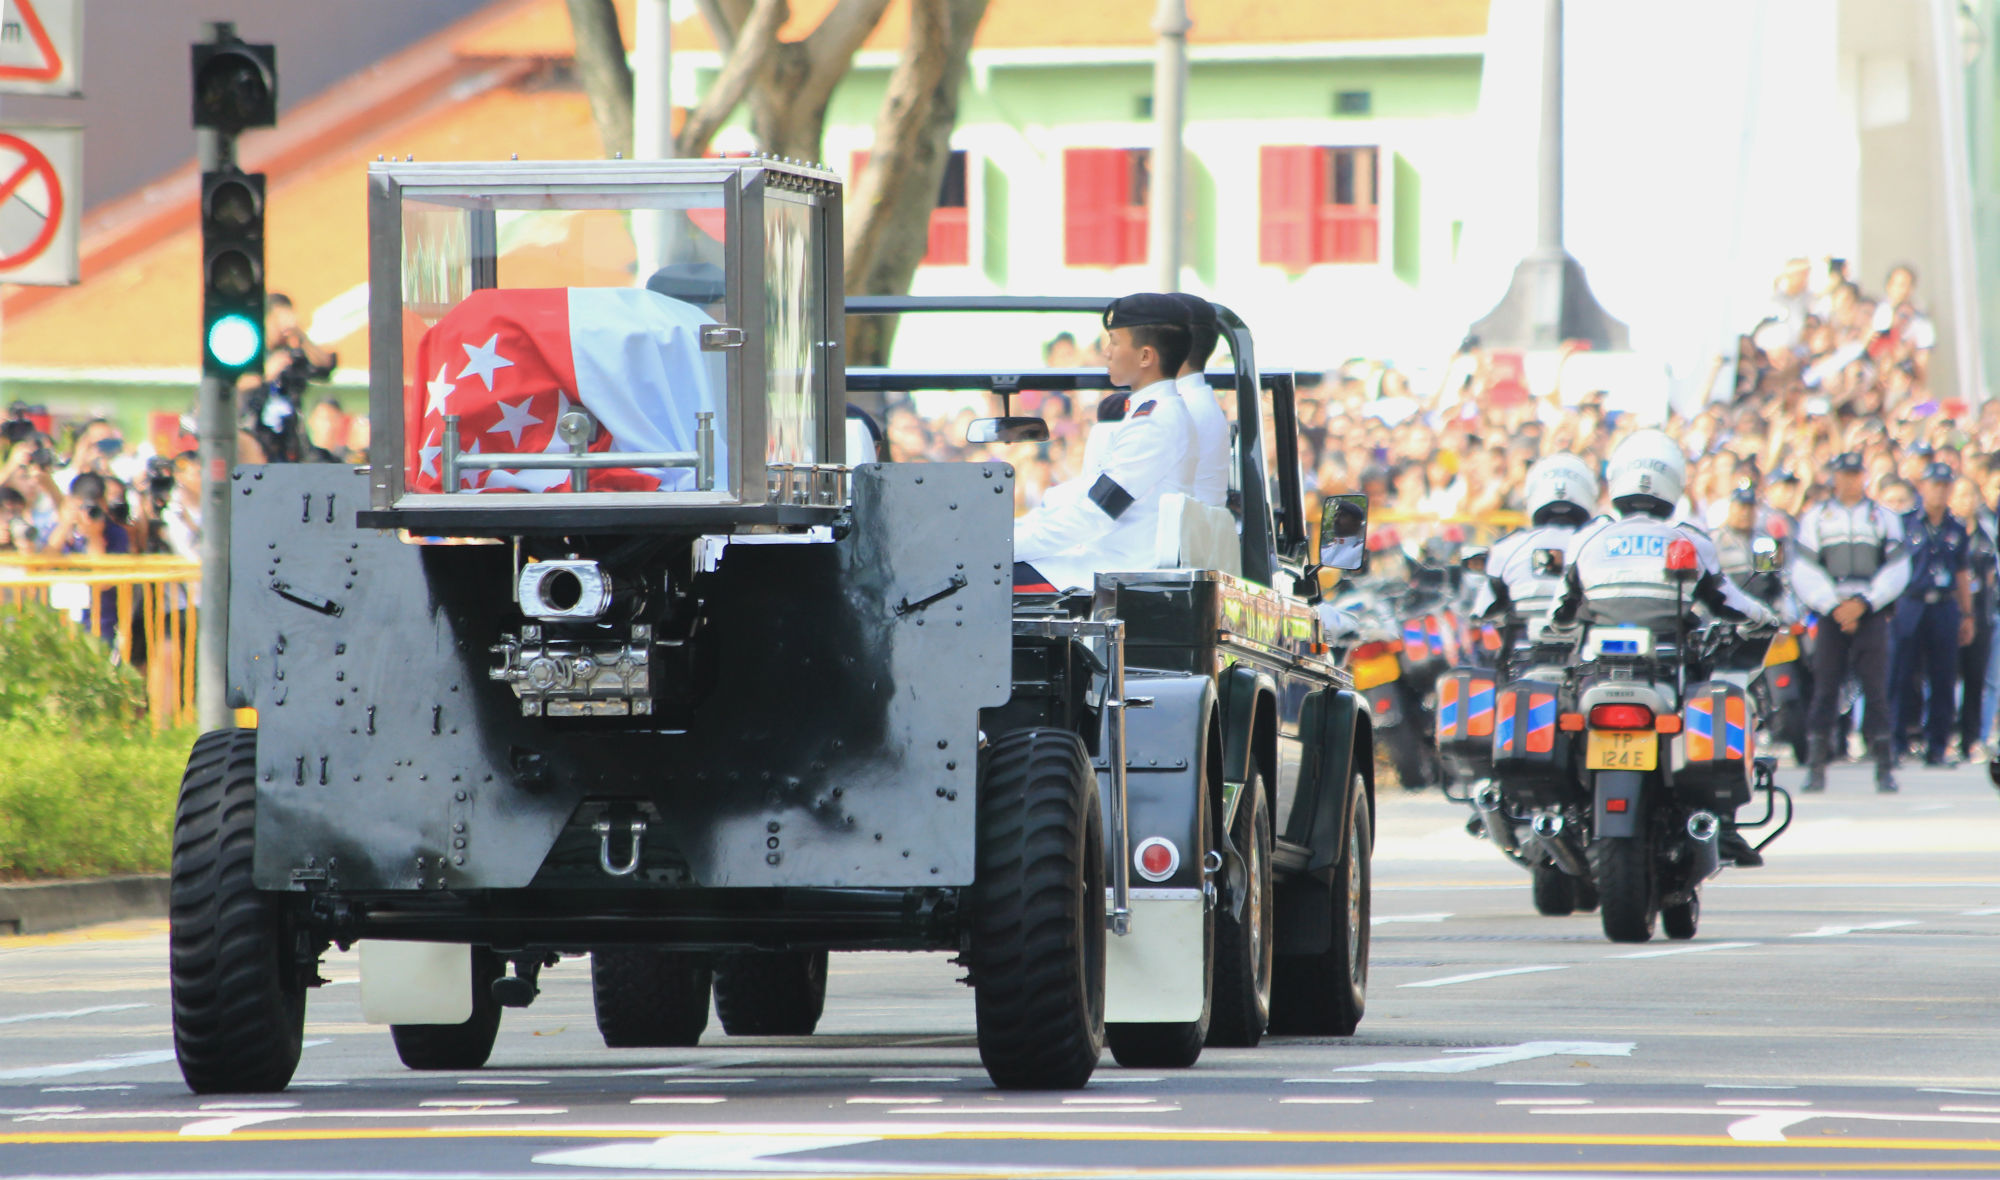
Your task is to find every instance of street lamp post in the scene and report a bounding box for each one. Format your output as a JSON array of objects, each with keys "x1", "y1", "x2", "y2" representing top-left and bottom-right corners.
[{"x1": 1149, "y1": 0, "x2": 1189, "y2": 293}]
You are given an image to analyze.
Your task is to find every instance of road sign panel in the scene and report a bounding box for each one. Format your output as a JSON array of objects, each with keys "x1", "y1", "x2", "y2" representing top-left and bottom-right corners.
[
  {"x1": 0, "y1": 125, "x2": 79, "y2": 285},
  {"x1": 0, "y1": 0, "x2": 79, "y2": 97}
]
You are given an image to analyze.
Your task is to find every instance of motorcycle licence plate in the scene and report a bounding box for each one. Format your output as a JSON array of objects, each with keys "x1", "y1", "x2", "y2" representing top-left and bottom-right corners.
[{"x1": 1586, "y1": 730, "x2": 1657, "y2": 771}]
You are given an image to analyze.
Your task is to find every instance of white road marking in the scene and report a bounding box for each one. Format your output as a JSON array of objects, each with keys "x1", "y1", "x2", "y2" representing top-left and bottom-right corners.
[
  {"x1": 456, "y1": 1078, "x2": 549, "y2": 1086},
  {"x1": 1924, "y1": 1087, "x2": 2000, "y2": 1096},
  {"x1": 535, "y1": 1133, "x2": 923, "y2": 1175},
  {"x1": 1706, "y1": 1084, "x2": 1796, "y2": 1090},
  {"x1": 1960, "y1": 907, "x2": 2000, "y2": 916},
  {"x1": 1371, "y1": 912, "x2": 1452, "y2": 925},
  {"x1": 1941, "y1": 1105, "x2": 2000, "y2": 1113},
  {"x1": 649, "y1": 1077, "x2": 756, "y2": 1085},
  {"x1": 847, "y1": 1096, "x2": 941, "y2": 1104},
  {"x1": 1280, "y1": 1097, "x2": 1373, "y2": 1104},
  {"x1": 882, "y1": 1105, "x2": 1181, "y2": 1115},
  {"x1": 1498, "y1": 1098, "x2": 1590, "y2": 1106},
  {"x1": 630, "y1": 1097, "x2": 728, "y2": 1105},
  {"x1": 0, "y1": 1050, "x2": 176, "y2": 1081},
  {"x1": 1715, "y1": 1099, "x2": 1813, "y2": 1107},
  {"x1": 1530, "y1": 1105, "x2": 2000, "y2": 1143},
  {"x1": 420, "y1": 1099, "x2": 518, "y2": 1107},
  {"x1": 1061, "y1": 1096, "x2": 1159, "y2": 1105},
  {"x1": 1789, "y1": 920, "x2": 1921, "y2": 938},
  {"x1": 0, "y1": 1106, "x2": 84, "y2": 1114},
  {"x1": 867, "y1": 1076, "x2": 964, "y2": 1083},
  {"x1": 1283, "y1": 1077, "x2": 1374, "y2": 1084},
  {"x1": 1400, "y1": 965, "x2": 1571, "y2": 989},
  {"x1": 1611, "y1": 942, "x2": 1759, "y2": 959},
  {"x1": 1337, "y1": 1041, "x2": 1632, "y2": 1075},
  {"x1": 196, "y1": 1100, "x2": 300, "y2": 1110},
  {"x1": 1493, "y1": 1081, "x2": 1586, "y2": 1087},
  {"x1": 40, "y1": 1084, "x2": 132, "y2": 1092},
  {"x1": 0, "y1": 1002, "x2": 147, "y2": 1026}
]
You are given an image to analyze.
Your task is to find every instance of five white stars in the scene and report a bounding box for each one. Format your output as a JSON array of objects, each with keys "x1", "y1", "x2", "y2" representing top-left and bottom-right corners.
[
  {"x1": 488, "y1": 397, "x2": 544, "y2": 448},
  {"x1": 457, "y1": 333, "x2": 515, "y2": 392}
]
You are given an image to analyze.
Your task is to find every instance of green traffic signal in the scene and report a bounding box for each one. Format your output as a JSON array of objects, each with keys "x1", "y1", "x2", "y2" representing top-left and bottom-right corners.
[{"x1": 207, "y1": 313, "x2": 262, "y2": 369}]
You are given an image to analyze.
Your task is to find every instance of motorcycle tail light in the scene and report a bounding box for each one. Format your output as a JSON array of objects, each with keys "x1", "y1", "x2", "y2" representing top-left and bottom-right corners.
[
  {"x1": 1589, "y1": 704, "x2": 1655, "y2": 730},
  {"x1": 1353, "y1": 640, "x2": 1401, "y2": 662}
]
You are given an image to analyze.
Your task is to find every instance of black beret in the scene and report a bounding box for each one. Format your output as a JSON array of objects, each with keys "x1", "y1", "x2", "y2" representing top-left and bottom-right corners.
[
  {"x1": 645, "y1": 262, "x2": 726, "y2": 303},
  {"x1": 1829, "y1": 452, "x2": 1865, "y2": 472},
  {"x1": 1165, "y1": 292, "x2": 1218, "y2": 330},
  {"x1": 1103, "y1": 292, "x2": 1191, "y2": 331},
  {"x1": 1922, "y1": 461, "x2": 1956, "y2": 484},
  {"x1": 1730, "y1": 486, "x2": 1758, "y2": 505}
]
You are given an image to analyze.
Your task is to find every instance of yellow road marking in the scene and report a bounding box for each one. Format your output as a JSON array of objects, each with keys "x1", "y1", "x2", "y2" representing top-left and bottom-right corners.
[{"x1": 0, "y1": 920, "x2": 167, "y2": 949}]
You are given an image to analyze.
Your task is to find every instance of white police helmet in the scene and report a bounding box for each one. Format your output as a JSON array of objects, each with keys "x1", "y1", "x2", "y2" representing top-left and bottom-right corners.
[
  {"x1": 1603, "y1": 429, "x2": 1687, "y2": 518},
  {"x1": 1523, "y1": 453, "x2": 1600, "y2": 526}
]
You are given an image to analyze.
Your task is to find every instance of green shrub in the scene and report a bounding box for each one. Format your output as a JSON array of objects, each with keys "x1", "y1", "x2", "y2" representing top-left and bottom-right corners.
[
  {"x1": 0, "y1": 603, "x2": 189, "y2": 880},
  {"x1": 0, "y1": 602, "x2": 147, "y2": 729}
]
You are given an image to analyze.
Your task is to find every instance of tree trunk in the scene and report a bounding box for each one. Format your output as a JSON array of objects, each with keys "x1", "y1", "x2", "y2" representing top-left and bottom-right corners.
[
  {"x1": 843, "y1": 0, "x2": 990, "y2": 379},
  {"x1": 566, "y1": 0, "x2": 634, "y2": 159}
]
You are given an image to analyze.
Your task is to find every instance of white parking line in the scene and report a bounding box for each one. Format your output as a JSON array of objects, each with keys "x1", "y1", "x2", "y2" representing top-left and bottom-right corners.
[
  {"x1": 1400, "y1": 965, "x2": 1570, "y2": 988},
  {"x1": 1611, "y1": 942, "x2": 1759, "y2": 959},
  {"x1": 0, "y1": 1003, "x2": 147, "y2": 1026}
]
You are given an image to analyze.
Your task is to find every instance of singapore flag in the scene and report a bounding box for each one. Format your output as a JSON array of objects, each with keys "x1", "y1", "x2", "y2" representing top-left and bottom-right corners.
[{"x1": 405, "y1": 287, "x2": 729, "y2": 494}]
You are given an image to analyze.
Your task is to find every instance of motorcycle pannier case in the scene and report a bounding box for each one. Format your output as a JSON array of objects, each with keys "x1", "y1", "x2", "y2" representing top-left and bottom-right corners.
[
  {"x1": 1676, "y1": 680, "x2": 1753, "y2": 808},
  {"x1": 1435, "y1": 667, "x2": 1498, "y2": 776},
  {"x1": 1489, "y1": 678, "x2": 1569, "y2": 804}
]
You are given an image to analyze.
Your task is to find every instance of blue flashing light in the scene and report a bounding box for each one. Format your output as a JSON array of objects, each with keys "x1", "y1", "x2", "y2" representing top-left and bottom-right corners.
[{"x1": 207, "y1": 313, "x2": 262, "y2": 369}]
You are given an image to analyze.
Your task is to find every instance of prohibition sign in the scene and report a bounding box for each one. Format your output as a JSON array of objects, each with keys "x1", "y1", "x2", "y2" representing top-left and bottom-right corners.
[{"x1": 0, "y1": 131, "x2": 62, "y2": 274}]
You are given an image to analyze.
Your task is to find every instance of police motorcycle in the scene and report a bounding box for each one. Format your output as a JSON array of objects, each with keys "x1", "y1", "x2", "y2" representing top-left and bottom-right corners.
[
  {"x1": 1545, "y1": 433, "x2": 1794, "y2": 943},
  {"x1": 1715, "y1": 511, "x2": 1812, "y2": 765},
  {"x1": 1337, "y1": 538, "x2": 1463, "y2": 790},
  {"x1": 1440, "y1": 455, "x2": 1605, "y2": 916}
]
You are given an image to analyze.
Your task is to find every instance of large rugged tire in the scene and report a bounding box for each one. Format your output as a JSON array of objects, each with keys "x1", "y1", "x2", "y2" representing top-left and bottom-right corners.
[
  {"x1": 1593, "y1": 836, "x2": 1657, "y2": 943},
  {"x1": 714, "y1": 950, "x2": 828, "y2": 1037},
  {"x1": 1574, "y1": 870, "x2": 1600, "y2": 913},
  {"x1": 1662, "y1": 894, "x2": 1700, "y2": 941},
  {"x1": 1107, "y1": 742, "x2": 1214, "y2": 1069},
  {"x1": 391, "y1": 948, "x2": 504, "y2": 1070},
  {"x1": 1530, "y1": 861, "x2": 1577, "y2": 916},
  {"x1": 1269, "y1": 771, "x2": 1370, "y2": 1036},
  {"x1": 591, "y1": 947, "x2": 713, "y2": 1048},
  {"x1": 1207, "y1": 764, "x2": 1272, "y2": 1047},
  {"x1": 171, "y1": 729, "x2": 307, "y2": 1094},
  {"x1": 971, "y1": 728, "x2": 1105, "y2": 1090}
]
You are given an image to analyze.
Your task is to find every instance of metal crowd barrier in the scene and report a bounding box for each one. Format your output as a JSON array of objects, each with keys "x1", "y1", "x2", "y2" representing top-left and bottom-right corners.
[{"x1": 0, "y1": 554, "x2": 202, "y2": 729}]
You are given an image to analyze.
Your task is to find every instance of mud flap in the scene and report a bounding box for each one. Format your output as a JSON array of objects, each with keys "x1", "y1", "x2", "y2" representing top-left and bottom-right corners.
[
  {"x1": 1104, "y1": 889, "x2": 1206, "y2": 1022},
  {"x1": 359, "y1": 941, "x2": 473, "y2": 1025},
  {"x1": 1594, "y1": 770, "x2": 1644, "y2": 840}
]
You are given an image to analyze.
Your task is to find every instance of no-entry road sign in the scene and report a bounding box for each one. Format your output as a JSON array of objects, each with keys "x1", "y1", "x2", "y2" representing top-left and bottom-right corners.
[{"x1": 0, "y1": 125, "x2": 79, "y2": 286}]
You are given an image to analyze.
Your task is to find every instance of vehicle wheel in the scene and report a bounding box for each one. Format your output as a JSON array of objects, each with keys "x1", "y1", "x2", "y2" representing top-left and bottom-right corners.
[
  {"x1": 391, "y1": 948, "x2": 504, "y2": 1070},
  {"x1": 1269, "y1": 771, "x2": 1370, "y2": 1036},
  {"x1": 170, "y1": 729, "x2": 307, "y2": 1094},
  {"x1": 714, "y1": 950, "x2": 828, "y2": 1037},
  {"x1": 1530, "y1": 861, "x2": 1577, "y2": 917},
  {"x1": 590, "y1": 947, "x2": 713, "y2": 1048},
  {"x1": 1592, "y1": 836, "x2": 1657, "y2": 943},
  {"x1": 1384, "y1": 714, "x2": 1436, "y2": 791},
  {"x1": 1107, "y1": 741, "x2": 1213, "y2": 1069},
  {"x1": 1662, "y1": 894, "x2": 1700, "y2": 941},
  {"x1": 970, "y1": 728, "x2": 1105, "y2": 1090},
  {"x1": 1208, "y1": 763, "x2": 1273, "y2": 1046},
  {"x1": 1574, "y1": 871, "x2": 1600, "y2": 913}
]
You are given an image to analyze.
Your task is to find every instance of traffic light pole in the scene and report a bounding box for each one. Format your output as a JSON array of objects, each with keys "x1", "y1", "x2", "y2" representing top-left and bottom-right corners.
[{"x1": 195, "y1": 113, "x2": 236, "y2": 732}]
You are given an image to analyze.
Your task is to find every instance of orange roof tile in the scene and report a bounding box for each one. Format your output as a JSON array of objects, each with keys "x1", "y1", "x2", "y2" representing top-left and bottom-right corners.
[
  {"x1": 459, "y1": 0, "x2": 1487, "y2": 59},
  {"x1": 1, "y1": 78, "x2": 604, "y2": 373}
]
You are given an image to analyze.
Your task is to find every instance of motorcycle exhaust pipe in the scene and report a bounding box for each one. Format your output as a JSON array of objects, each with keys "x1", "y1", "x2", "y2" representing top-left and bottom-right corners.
[
  {"x1": 1685, "y1": 810, "x2": 1723, "y2": 881},
  {"x1": 1472, "y1": 782, "x2": 1519, "y2": 855},
  {"x1": 1530, "y1": 813, "x2": 1591, "y2": 878}
]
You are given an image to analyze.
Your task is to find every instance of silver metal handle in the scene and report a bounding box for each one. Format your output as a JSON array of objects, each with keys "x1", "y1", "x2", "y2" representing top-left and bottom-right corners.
[
  {"x1": 438, "y1": 410, "x2": 717, "y2": 493},
  {"x1": 1104, "y1": 619, "x2": 1131, "y2": 936}
]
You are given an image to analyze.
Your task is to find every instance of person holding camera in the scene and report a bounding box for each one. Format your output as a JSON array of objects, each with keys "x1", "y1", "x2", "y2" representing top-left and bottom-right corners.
[{"x1": 240, "y1": 293, "x2": 337, "y2": 462}]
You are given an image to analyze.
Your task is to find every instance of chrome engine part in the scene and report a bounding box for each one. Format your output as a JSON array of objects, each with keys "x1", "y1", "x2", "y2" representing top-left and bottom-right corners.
[{"x1": 491, "y1": 624, "x2": 654, "y2": 717}]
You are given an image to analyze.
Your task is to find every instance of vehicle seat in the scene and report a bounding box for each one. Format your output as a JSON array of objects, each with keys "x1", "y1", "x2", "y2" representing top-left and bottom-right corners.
[{"x1": 1154, "y1": 493, "x2": 1242, "y2": 576}]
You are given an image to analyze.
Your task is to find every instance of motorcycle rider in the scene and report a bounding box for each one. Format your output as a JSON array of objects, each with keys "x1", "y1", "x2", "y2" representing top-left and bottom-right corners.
[
  {"x1": 1790, "y1": 452, "x2": 1911, "y2": 793},
  {"x1": 1474, "y1": 452, "x2": 1601, "y2": 678},
  {"x1": 1547, "y1": 430, "x2": 1779, "y2": 867},
  {"x1": 1713, "y1": 486, "x2": 1786, "y2": 608}
]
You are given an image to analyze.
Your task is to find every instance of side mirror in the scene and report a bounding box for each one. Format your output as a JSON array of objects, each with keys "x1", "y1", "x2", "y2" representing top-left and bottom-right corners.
[
  {"x1": 1531, "y1": 548, "x2": 1565, "y2": 578},
  {"x1": 966, "y1": 416, "x2": 1049, "y2": 445},
  {"x1": 1751, "y1": 536, "x2": 1782, "y2": 574},
  {"x1": 1318, "y1": 493, "x2": 1368, "y2": 571}
]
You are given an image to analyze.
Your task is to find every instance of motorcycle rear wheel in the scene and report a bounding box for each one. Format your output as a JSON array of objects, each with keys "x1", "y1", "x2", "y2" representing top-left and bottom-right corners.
[
  {"x1": 1662, "y1": 894, "x2": 1699, "y2": 940},
  {"x1": 1529, "y1": 861, "x2": 1576, "y2": 916},
  {"x1": 1592, "y1": 836, "x2": 1657, "y2": 943}
]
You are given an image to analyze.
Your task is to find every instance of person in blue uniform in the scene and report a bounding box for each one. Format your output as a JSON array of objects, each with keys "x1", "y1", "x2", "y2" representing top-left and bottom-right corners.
[{"x1": 1890, "y1": 462, "x2": 1975, "y2": 768}]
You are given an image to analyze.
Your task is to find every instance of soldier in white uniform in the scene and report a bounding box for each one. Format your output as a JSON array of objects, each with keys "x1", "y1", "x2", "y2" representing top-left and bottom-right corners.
[
  {"x1": 1167, "y1": 293, "x2": 1234, "y2": 509},
  {"x1": 1474, "y1": 452, "x2": 1600, "y2": 674},
  {"x1": 1547, "y1": 431, "x2": 1777, "y2": 866},
  {"x1": 1014, "y1": 294, "x2": 1197, "y2": 593},
  {"x1": 1790, "y1": 451, "x2": 1911, "y2": 793}
]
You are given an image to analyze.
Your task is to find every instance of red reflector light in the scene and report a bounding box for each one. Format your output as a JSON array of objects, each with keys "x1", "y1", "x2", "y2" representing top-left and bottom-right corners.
[
  {"x1": 1589, "y1": 704, "x2": 1655, "y2": 730},
  {"x1": 1775, "y1": 674, "x2": 1792, "y2": 689},
  {"x1": 1655, "y1": 715, "x2": 1683, "y2": 734},
  {"x1": 1353, "y1": 640, "x2": 1400, "y2": 661},
  {"x1": 1606, "y1": 798, "x2": 1629, "y2": 813},
  {"x1": 1665, "y1": 537, "x2": 1699, "y2": 572},
  {"x1": 1559, "y1": 712, "x2": 1585, "y2": 731},
  {"x1": 1373, "y1": 697, "x2": 1390, "y2": 712},
  {"x1": 1134, "y1": 837, "x2": 1180, "y2": 881}
]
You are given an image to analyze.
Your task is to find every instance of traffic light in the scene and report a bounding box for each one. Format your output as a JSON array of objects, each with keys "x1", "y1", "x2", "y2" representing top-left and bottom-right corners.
[
  {"x1": 191, "y1": 35, "x2": 276, "y2": 134},
  {"x1": 201, "y1": 168, "x2": 265, "y2": 377}
]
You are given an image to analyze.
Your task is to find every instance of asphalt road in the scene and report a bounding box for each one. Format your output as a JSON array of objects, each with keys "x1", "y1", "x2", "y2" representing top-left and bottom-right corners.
[{"x1": 5, "y1": 761, "x2": 2000, "y2": 1179}]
